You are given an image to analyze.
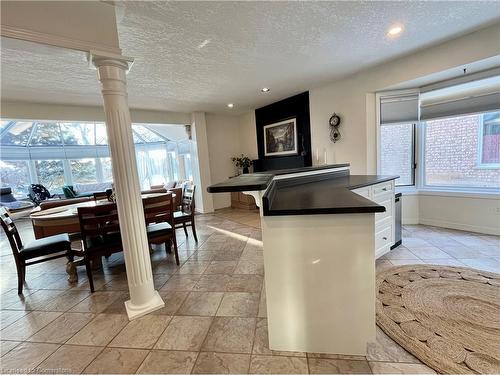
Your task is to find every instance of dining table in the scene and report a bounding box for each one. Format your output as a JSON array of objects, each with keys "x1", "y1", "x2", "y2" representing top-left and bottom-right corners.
[{"x1": 29, "y1": 192, "x2": 174, "y2": 282}]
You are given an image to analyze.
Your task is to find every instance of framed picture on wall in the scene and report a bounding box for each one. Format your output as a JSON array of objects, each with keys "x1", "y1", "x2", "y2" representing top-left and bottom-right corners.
[{"x1": 263, "y1": 118, "x2": 298, "y2": 156}]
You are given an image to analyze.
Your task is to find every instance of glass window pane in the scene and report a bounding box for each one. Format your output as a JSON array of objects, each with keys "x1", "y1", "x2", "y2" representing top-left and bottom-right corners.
[
  {"x1": 1, "y1": 121, "x2": 34, "y2": 146},
  {"x1": 61, "y1": 123, "x2": 95, "y2": 145},
  {"x1": 0, "y1": 160, "x2": 30, "y2": 197},
  {"x1": 70, "y1": 159, "x2": 97, "y2": 184},
  {"x1": 95, "y1": 123, "x2": 108, "y2": 145},
  {"x1": 100, "y1": 157, "x2": 113, "y2": 182},
  {"x1": 380, "y1": 123, "x2": 414, "y2": 186},
  {"x1": 425, "y1": 113, "x2": 500, "y2": 188},
  {"x1": 481, "y1": 111, "x2": 500, "y2": 165},
  {"x1": 133, "y1": 125, "x2": 165, "y2": 143},
  {"x1": 34, "y1": 160, "x2": 65, "y2": 193},
  {"x1": 30, "y1": 122, "x2": 62, "y2": 146}
]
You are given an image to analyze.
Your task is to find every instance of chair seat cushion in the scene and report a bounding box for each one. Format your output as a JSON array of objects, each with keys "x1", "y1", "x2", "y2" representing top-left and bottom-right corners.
[
  {"x1": 147, "y1": 222, "x2": 173, "y2": 237},
  {"x1": 21, "y1": 233, "x2": 71, "y2": 258},
  {"x1": 174, "y1": 211, "x2": 191, "y2": 220}
]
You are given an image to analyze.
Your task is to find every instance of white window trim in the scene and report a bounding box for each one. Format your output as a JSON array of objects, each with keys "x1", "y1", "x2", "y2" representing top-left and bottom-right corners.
[{"x1": 376, "y1": 93, "x2": 500, "y2": 197}]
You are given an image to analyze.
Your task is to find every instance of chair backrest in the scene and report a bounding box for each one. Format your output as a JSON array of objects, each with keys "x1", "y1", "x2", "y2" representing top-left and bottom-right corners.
[
  {"x1": 182, "y1": 185, "x2": 196, "y2": 213},
  {"x1": 0, "y1": 207, "x2": 23, "y2": 255},
  {"x1": 77, "y1": 203, "x2": 120, "y2": 244},
  {"x1": 142, "y1": 193, "x2": 174, "y2": 226},
  {"x1": 93, "y1": 191, "x2": 108, "y2": 201}
]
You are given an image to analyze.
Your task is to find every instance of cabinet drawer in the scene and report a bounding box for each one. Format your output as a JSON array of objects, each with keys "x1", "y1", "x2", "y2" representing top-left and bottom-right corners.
[
  {"x1": 352, "y1": 186, "x2": 371, "y2": 199},
  {"x1": 372, "y1": 181, "x2": 393, "y2": 197},
  {"x1": 375, "y1": 225, "x2": 392, "y2": 251},
  {"x1": 375, "y1": 197, "x2": 393, "y2": 223}
]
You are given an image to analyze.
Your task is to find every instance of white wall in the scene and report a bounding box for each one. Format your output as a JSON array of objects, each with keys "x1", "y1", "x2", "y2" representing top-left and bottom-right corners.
[{"x1": 205, "y1": 113, "x2": 241, "y2": 209}]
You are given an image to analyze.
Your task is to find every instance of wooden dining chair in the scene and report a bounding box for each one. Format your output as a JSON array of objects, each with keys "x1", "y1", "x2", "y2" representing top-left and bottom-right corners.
[
  {"x1": 174, "y1": 185, "x2": 198, "y2": 242},
  {"x1": 142, "y1": 193, "x2": 179, "y2": 265},
  {"x1": 77, "y1": 203, "x2": 123, "y2": 292},
  {"x1": 0, "y1": 207, "x2": 73, "y2": 294}
]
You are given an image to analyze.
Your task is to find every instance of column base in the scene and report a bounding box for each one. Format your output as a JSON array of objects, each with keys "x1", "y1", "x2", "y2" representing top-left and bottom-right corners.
[{"x1": 125, "y1": 290, "x2": 165, "y2": 320}]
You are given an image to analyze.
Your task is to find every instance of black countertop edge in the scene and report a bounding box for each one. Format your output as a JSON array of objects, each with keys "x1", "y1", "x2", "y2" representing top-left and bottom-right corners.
[
  {"x1": 206, "y1": 164, "x2": 350, "y2": 193},
  {"x1": 262, "y1": 175, "x2": 398, "y2": 216}
]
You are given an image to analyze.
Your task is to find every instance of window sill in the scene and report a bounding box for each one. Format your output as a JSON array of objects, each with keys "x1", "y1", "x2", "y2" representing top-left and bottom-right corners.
[{"x1": 396, "y1": 187, "x2": 500, "y2": 199}]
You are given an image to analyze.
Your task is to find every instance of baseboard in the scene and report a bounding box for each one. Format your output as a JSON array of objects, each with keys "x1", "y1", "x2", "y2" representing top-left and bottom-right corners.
[
  {"x1": 419, "y1": 218, "x2": 500, "y2": 236},
  {"x1": 402, "y1": 218, "x2": 419, "y2": 225}
]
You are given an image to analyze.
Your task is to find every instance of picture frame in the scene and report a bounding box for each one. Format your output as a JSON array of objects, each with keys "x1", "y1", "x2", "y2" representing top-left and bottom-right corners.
[{"x1": 263, "y1": 118, "x2": 298, "y2": 156}]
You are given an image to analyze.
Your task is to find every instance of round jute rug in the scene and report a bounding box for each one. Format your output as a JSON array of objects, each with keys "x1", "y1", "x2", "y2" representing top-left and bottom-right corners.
[{"x1": 376, "y1": 265, "x2": 500, "y2": 374}]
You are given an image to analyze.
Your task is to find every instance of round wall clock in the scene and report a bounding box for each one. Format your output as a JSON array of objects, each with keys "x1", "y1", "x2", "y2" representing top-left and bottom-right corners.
[
  {"x1": 329, "y1": 113, "x2": 341, "y2": 127},
  {"x1": 329, "y1": 113, "x2": 342, "y2": 143}
]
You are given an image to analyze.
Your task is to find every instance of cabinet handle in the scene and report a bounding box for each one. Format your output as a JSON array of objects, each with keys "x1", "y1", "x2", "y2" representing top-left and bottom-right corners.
[
  {"x1": 383, "y1": 236, "x2": 388, "y2": 240},
  {"x1": 382, "y1": 187, "x2": 387, "y2": 191}
]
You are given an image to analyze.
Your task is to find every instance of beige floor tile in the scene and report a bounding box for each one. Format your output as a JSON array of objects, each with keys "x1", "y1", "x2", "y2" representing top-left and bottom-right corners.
[
  {"x1": 161, "y1": 275, "x2": 201, "y2": 291},
  {"x1": 258, "y1": 291, "x2": 267, "y2": 318},
  {"x1": 35, "y1": 344, "x2": 103, "y2": 374},
  {"x1": 217, "y1": 292, "x2": 260, "y2": 317},
  {"x1": 0, "y1": 311, "x2": 62, "y2": 341},
  {"x1": 307, "y1": 353, "x2": 366, "y2": 360},
  {"x1": 226, "y1": 275, "x2": 264, "y2": 293},
  {"x1": 69, "y1": 291, "x2": 126, "y2": 313},
  {"x1": 178, "y1": 261, "x2": 210, "y2": 275},
  {"x1": 249, "y1": 355, "x2": 308, "y2": 374},
  {"x1": 194, "y1": 274, "x2": 231, "y2": 291},
  {"x1": 137, "y1": 350, "x2": 198, "y2": 374},
  {"x1": 367, "y1": 327, "x2": 419, "y2": 363},
  {"x1": 253, "y1": 318, "x2": 305, "y2": 357},
  {"x1": 235, "y1": 260, "x2": 265, "y2": 275},
  {"x1": 38, "y1": 290, "x2": 91, "y2": 312},
  {"x1": 383, "y1": 247, "x2": 420, "y2": 260},
  {"x1": 369, "y1": 361, "x2": 436, "y2": 374},
  {"x1": 421, "y1": 258, "x2": 465, "y2": 267},
  {"x1": 438, "y1": 245, "x2": 483, "y2": 259},
  {"x1": 109, "y1": 314, "x2": 171, "y2": 349},
  {"x1": 27, "y1": 312, "x2": 95, "y2": 344},
  {"x1": 0, "y1": 340, "x2": 21, "y2": 357},
  {"x1": 67, "y1": 313, "x2": 129, "y2": 346},
  {"x1": 83, "y1": 347, "x2": 149, "y2": 374},
  {"x1": 193, "y1": 352, "x2": 250, "y2": 374},
  {"x1": 3, "y1": 289, "x2": 64, "y2": 311},
  {"x1": 177, "y1": 291, "x2": 223, "y2": 316},
  {"x1": 202, "y1": 316, "x2": 256, "y2": 353},
  {"x1": 409, "y1": 247, "x2": 453, "y2": 259},
  {"x1": 309, "y1": 358, "x2": 371, "y2": 373},
  {"x1": 0, "y1": 342, "x2": 60, "y2": 372},
  {"x1": 152, "y1": 291, "x2": 189, "y2": 315},
  {"x1": 204, "y1": 261, "x2": 237, "y2": 274},
  {"x1": 459, "y1": 258, "x2": 500, "y2": 273},
  {"x1": 212, "y1": 249, "x2": 244, "y2": 261},
  {"x1": 389, "y1": 259, "x2": 425, "y2": 266},
  {"x1": 0, "y1": 309, "x2": 28, "y2": 328},
  {"x1": 155, "y1": 316, "x2": 212, "y2": 351}
]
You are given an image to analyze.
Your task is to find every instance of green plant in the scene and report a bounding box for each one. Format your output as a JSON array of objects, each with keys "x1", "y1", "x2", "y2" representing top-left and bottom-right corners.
[{"x1": 231, "y1": 154, "x2": 253, "y2": 169}]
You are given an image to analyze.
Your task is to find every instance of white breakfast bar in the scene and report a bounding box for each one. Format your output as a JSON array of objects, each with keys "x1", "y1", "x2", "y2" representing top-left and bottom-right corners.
[{"x1": 208, "y1": 164, "x2": 397, "y2": 355}]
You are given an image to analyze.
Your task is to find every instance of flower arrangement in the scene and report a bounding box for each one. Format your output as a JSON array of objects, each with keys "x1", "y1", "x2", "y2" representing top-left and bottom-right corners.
[{"x1": 231, "y1": 154, "x2": 253, "y2": 173}]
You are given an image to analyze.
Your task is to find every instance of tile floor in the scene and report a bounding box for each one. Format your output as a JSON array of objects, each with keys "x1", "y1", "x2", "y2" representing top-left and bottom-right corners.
[{"x1": 0, "y1": 208, "x2": 498, "y2": 374}]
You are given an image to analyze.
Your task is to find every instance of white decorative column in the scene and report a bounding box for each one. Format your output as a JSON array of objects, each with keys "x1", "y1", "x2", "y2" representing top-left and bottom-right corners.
[{"x1": 90, "y1": 51, "x2": 164, "y2": 320}]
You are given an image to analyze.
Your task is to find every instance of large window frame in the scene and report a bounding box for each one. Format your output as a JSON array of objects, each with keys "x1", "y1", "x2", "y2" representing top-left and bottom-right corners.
[
  {"x1": 477, "y1": 113, "x2": 500, "y2": 169},
  {"x1": 377, "y1": 95, "x2": 500, "y2": 195}
]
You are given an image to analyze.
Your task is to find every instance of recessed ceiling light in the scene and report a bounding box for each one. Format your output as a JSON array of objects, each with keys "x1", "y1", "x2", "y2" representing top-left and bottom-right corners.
[
  {"x1": 227, "y1": 103, "x2": 234, "y2": 108},
  {"x1": 387, "y1": 25, "x2": 403, "y2": 37},
  {"x1": 261, "y1": 87, "x2": 270, "y2": 93}
]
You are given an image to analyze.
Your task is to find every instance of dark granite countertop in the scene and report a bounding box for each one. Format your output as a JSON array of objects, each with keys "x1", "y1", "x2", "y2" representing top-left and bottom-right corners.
[
  {"x1": 206, "y1": 164, "x2": 398, "y2": 216},
  {"x1": 263, "y1": 175, "x2": 398, "y2": 216}
]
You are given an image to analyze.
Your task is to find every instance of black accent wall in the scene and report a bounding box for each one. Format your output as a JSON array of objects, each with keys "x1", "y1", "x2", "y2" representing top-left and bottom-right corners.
[{"x1": 254, "y1": 91, "x2": 312, "y2": 171}]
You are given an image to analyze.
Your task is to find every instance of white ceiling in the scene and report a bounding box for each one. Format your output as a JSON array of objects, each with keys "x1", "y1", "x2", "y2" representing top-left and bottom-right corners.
[{"x1": 2, "y1": 1, "x2": 500, "y2": 114}]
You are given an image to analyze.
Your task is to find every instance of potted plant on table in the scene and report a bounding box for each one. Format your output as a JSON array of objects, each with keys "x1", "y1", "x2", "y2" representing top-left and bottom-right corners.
[{"x1": 232, "y1": 154, "x2": 253, "y2": 174}]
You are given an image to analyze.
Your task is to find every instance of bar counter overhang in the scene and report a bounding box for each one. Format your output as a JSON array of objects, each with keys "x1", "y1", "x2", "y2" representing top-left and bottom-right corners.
[{"x1": 207, "y1": 164, "x2": 398, "y2": 355}]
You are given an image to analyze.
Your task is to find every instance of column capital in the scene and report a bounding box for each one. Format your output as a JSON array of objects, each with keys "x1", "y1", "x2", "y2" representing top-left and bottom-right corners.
[{"x1": 87, "y1": 49, "x2": 134, "y2": 72}]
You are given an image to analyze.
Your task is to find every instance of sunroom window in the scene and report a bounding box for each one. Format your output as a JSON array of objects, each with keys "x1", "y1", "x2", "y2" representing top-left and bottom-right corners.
[{"x1": 0, "y1": 120, "x2": 193, "y2": 197}]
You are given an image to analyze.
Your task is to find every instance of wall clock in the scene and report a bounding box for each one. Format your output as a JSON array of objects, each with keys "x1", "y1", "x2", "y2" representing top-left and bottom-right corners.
[{"x1": 329, "y1": 113, "x2": 342, "y2": 143}]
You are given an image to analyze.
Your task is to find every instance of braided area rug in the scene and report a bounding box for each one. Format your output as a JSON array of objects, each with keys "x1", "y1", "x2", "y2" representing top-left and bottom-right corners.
[{"x1": 376, "y1": 265, "x2": 500, "y2": 374}]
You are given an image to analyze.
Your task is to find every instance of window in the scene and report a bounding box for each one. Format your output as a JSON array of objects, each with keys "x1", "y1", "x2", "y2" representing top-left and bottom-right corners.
[
  {"x1": 0, "y1": 160, "x2": 30, "y2": 197},
  {"x1": 423, "y1": 112, "x2": 500, "y2": 189},
  {"x1": 34, "y1": 160, "x2": 65, "y2": 193},
  {"x1": 380, "y1": 123, "x2": 415, "y2": 186},
  {"x1": 100, "y1": 157, "x2": 113, "y2": 182},
  {"x1": 479, "y1": 111, "x2": 500, "y2": 167},
  {"x1": 70, "y1": 159, "x2": 98, "y2": 184}
]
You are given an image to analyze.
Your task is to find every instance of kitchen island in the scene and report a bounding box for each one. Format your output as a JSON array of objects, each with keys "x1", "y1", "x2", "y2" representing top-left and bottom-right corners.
[{"x1": 207, "y1": 164, "x2": 397, "y2": 355}]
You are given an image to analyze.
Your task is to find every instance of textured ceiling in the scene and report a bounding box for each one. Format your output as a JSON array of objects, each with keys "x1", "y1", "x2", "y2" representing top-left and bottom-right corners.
[{"x1": 2, "y1": 1, "x2": 500, "y2": 114}]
